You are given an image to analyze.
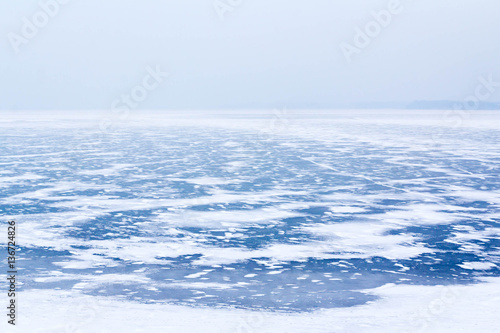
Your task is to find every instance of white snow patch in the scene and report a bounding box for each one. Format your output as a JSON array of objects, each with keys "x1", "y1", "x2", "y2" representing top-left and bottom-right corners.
[{"x1": 3, "y1": 277, "x2": 500, "y2": 332}]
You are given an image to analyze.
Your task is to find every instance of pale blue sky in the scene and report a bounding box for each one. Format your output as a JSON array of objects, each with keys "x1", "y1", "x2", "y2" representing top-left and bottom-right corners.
[{"x1": 1, "y1": 0, "x2": 499, "y2": 110}]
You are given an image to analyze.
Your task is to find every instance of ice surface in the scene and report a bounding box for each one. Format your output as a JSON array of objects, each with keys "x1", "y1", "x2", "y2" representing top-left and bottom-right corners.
[{"x1": 1, "y1": 110, "x2": 499, "y2": 332}]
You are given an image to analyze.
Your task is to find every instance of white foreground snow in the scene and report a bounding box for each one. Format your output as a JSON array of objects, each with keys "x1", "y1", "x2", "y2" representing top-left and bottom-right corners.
[{"x1": 2, "y1": 277, "x2": 499, "y2": 333}]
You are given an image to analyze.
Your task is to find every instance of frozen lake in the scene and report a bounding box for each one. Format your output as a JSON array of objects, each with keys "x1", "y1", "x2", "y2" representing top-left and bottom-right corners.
[{"x1": 1, "y1": 110, "x2": 499, "y2": 332}]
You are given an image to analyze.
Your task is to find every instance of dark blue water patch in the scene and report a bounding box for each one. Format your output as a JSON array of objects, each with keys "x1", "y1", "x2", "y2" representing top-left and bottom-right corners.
[
  {"x1": 457, "y1": 200, "x2": 492, "y2": 209},
  {"x1": 224, "y1": 182, "x2": 257, "y2": 192},
  {"x1": 403, "y1": 253, "x2": 478, "y2": 279},
  {"x1": 480, "y1": 237, "x2": 500, "y2": 253},
  {"x1": 297, "y1": 206, "x2": 331, "y2": 216},
  {"x1": 154, "y1": 254, "x2": 205, "y2": 265},
  {"x1": 388, "y1": 224, "x2": 453, "y2": 242},
  {"x1": 281, "y1": 215, "x2": 321, "y2": 227},
  {"x1": 58, "y1": 189, "x2": 110, "y2": 197},
  {"x1": 143, "y1": 256, "x2": 473, "y2": 291},
  {"x1": 389, "y1": 223, "x2": 500, "y2": 263},
  {"x1": 471, "y1": 178, "x2": 500, "y2": 192},
  {"x1": 361, "y1": 183, "x2": 397, "y2": 192},
  {"x1": 14, "y1": 247, "x2": 73, "y2": 285},
  {"x1": 0, "y1": 204, "x2": 67, "y2": 215},
  {"x1": 0, "y1": 204, "x2": 37, "y2": 215},
  {"x1": 184, "y1": 225, "x2": 299, "y2": 250},
  {"x1": 77, "y1": 266, "x2": 381, "y2": 311},
  {"x1": 19, "y1": 249, "x2": 492, "y2": 300},
  {"x1": 47, "y1": 254, "x2": 492, "y2": 312},
  {"x1": 109, "y1": 287, "x2": 377, "y2": 312},
  {"x1": 92, "y1": 191, "x2": 135, "y2": 199},
  {"x1": 239, "y1": 229, "x2": 283, "y2": 249},
  {"x1": 21, "y1": 246, "x2": 72, "y2": 258},
  {"x1": 377, "y1": 199, "x2": 413, "y2": 206}
]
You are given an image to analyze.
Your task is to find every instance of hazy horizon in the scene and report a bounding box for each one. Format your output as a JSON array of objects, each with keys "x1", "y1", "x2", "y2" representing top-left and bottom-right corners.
[{"x1": 2, "y1": 0, "x2": 500, "y2": 110}]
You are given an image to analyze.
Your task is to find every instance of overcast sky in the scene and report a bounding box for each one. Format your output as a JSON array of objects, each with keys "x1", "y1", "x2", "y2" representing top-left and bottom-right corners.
[{"x1": 1, "y1": 0, "x2": 499, "y2": 110}]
